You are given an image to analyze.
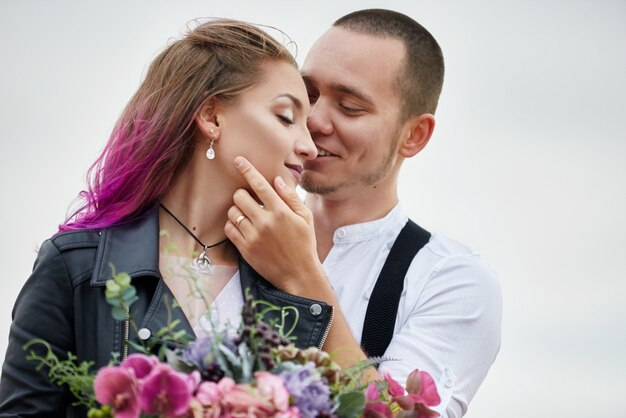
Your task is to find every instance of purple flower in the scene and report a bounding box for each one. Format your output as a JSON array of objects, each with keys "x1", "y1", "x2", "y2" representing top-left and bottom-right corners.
[
  {"x1": 182, "y1": 337, "x2": 215, "y2": 369},
  {"x1": 140, "y1": 363, "x2": 192, "y2": 417},
  {"x1": 280, "y1": 361, "x2": 332, "y2": 418}
]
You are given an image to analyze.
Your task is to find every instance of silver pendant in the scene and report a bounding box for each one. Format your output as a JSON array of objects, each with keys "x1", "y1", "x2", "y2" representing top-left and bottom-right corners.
[{"x1": 191, "y1": 250, "x2": 213, "y2": 275}]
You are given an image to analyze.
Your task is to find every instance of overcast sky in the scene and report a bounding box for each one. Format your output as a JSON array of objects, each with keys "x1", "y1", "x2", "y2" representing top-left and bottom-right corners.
[{"x1": 1, "y1": 1, "x2": 625, "y2": 417}]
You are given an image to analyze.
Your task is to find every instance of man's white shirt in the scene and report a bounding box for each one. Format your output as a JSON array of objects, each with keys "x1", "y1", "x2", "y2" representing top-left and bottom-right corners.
[{"x1": 322, "y1": 203, "x2": 502, "y2": 418}]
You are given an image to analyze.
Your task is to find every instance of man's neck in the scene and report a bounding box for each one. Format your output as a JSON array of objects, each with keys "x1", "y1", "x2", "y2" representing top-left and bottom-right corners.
[{"x1": 306, "y1": 182, "x2": 399, "y2": 262}]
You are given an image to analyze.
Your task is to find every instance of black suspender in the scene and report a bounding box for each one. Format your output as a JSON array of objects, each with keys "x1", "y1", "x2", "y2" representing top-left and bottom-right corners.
[{"x1": 360, "y1": 219, "x2": 431, "y2": 358}]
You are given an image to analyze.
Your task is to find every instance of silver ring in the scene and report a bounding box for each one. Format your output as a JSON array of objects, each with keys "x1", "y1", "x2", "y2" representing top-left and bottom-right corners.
[{"x1": 235, "y1": 215, "x2": 246, "y2": 227}]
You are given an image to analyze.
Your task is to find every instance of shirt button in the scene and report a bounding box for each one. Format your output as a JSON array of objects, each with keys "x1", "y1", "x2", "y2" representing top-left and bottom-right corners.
[
  {"x1": 309, "y1": 303, "x2": 323, "y2": 316},
  {"x1": 138, "y1": 328, "x2": 152, "y2": 341},
  {"x1": 336, "y1": 229, "x2": 346, "y2": 238},
  {"x1": 445, "y1": 379, "x2": 454, "y2": 388}
]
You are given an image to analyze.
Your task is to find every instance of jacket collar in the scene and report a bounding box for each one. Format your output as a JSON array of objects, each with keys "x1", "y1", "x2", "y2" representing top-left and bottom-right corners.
[
  {"x1": 91, "y1": 206, "x2": 162, "y2": 286},
  {"x1": 90, "y1": 205, "x2": 263, "y2": 289}
]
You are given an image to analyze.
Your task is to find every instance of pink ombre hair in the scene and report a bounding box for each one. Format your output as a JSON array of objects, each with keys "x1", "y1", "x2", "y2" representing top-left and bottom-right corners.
[{"x1": 60, "y1": 20, "x2": 296, "y2": 231}]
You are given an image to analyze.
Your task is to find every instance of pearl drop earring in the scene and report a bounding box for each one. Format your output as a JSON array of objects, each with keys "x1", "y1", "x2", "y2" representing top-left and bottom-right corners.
[{"x1": 206, "y1": 139, "x2": 216, "y2": 160}]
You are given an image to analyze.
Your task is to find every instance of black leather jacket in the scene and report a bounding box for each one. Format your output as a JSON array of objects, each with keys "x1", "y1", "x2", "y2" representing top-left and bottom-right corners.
[{"x1": 0, "y1": 207, "x2": 333, "y2": 417}]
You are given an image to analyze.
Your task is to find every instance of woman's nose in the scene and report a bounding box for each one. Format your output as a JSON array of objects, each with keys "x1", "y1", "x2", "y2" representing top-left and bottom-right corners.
[{"x1": 296, "y1": 129, "x2": 317, "y2": 161}]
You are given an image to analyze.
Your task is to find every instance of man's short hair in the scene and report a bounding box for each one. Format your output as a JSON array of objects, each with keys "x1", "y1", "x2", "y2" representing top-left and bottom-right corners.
[{"x1": 334, "y1": 9, "x2": 445, "y2": 119}]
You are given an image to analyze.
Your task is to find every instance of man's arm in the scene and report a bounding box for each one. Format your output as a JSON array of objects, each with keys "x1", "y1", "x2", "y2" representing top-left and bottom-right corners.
[{"x1": 380, "y1": 252, "x2": 502, "y2": 418}]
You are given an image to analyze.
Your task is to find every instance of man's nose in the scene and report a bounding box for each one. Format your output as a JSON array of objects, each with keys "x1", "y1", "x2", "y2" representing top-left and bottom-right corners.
[{"x1": 307, "y1": 100, "x2": 333, "y2": 136}]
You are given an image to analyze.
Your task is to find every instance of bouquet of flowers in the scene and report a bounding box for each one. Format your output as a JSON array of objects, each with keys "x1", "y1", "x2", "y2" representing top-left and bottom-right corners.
[{"x1": 25, "y1": 269, "x2": 440, "y2": 418}]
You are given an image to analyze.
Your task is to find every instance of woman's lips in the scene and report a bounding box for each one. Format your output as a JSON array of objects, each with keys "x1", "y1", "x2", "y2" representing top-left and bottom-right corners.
[{"x1": 285, "y1": 164, "x2": 303, "y2": 184}]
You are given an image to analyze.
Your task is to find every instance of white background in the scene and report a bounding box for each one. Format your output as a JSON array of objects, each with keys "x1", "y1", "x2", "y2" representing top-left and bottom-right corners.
[{"x1": 1, "y1": 1, "x2": 625, "y2": 417}]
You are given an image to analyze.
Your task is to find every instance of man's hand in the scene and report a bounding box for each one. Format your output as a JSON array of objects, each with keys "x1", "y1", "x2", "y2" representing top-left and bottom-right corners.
[{"x1": 224, "y1": 156, "x2": 325, "y2": 295}]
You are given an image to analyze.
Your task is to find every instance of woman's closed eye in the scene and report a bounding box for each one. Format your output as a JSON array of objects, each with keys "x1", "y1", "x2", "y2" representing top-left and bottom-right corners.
[{"x1": 277, "y1": 113, "x2": 295, "y2": 125}]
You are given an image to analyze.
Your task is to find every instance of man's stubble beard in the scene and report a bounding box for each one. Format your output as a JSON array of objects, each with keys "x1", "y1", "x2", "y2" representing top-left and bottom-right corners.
[{"x1": 301, "y1": 133, "x2": 399, "y2": 196}]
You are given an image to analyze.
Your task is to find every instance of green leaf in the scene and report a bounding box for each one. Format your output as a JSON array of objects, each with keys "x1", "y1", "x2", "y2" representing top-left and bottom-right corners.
[
  {"x1": 127, "y1": 340, "x2": 149, "y2": 354},
  {"x1": 124, "y1": 295, "x2": 138, "y2": 307},
  {"x1": 172, "y1": 330, "x2": 188, "y2": 341},
  {"x1": 114, "y1": 272, "x2": 131, "y2": 288},
  {"x1": 104, "y1": 291, "x2": 119, "y2": 302},
  {"x1": 238, "y1": 343, "x2": 253, "y2": 383},
  {"x1": 155, "y1": 327, "x2": 169, "y2": 338},
  {"x1": 23, "y1": 338, "x2": 97, "y2": 409},
  {"x1": 105, "y1": 280, "x2": 121, "y2": 294},
  {"x1": 217, "y1": 344, "x2": 243, "y2": 381},
  {"x1": 214, "y1": 348, "x2": 234, "y2": 379},
  {"x1": 122, "y1": 286, "x2": 136, "y2": 300},
  {"x1": 334, "y1": 391, "x2": 366, "y2": 418},
  {"x1": 105, "y1": 296, "x2": 121, "y2": 307},
  {"x1": 111, "y1": 306, "x2": 127, "y2": 321}
]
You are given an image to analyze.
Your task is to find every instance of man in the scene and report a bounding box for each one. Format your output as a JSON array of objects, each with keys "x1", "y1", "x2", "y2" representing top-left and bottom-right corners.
[{"x1": 227, "y1": 9, "x2": 501, "y2": 418}]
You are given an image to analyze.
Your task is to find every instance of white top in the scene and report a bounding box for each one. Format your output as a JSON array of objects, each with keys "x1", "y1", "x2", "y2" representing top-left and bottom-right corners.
[
  {"x1": 323, "y1": 203, "x2": 502, "y2": 418},
  {"x1": 158, "y1": 254, "x2": 243, "y2": 338},
  {"x1": 195, "y1": 271, "x2": 244, "y2": 337}
]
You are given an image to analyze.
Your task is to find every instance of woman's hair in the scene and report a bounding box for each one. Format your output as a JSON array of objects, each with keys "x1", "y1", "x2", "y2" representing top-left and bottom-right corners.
[{"x1": 59, "y1": 19, "x2": 296, "y2": 231}]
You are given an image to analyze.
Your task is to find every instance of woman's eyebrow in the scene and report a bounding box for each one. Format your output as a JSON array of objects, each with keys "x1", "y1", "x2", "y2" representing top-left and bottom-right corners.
[{"x1": 274, "y1": 93, "x2": 303, "y2": 110}]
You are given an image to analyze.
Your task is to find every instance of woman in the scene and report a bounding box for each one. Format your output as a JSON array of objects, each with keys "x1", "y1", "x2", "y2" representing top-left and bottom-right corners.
[{"x1": 0, "y1": 19, "x2": 335, "y2": 416}]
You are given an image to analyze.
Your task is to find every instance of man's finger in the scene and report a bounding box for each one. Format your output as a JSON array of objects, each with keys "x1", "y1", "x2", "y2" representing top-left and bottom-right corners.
[{"x1": 234, "y1": 156, "x2": 281, "y2": 209}]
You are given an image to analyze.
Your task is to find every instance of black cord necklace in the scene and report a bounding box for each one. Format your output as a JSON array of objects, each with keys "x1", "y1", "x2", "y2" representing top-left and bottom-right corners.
[{"x1": 160, "y1": 203, "x2": 229, "y2": 275}]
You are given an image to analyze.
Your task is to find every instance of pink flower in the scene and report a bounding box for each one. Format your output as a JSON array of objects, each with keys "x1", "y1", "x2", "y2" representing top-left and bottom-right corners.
[
  {"x1": 255, "y1": 371, "x2": 290, "y2": 412},
  {"x1": 220, "y1": 373, "x2": 294, "y2": 418},
  {"x1": 196, "y1": 381, "x2": 221, "y2": 405},
  {"x1": 384, "y1": 372, "x2": 415, "y2": 411},
  {"x1": 382, "y1": 370, "x2": 441, "y2": 418},
  {"x1": 218, "y1": 377, "x2": 236, "y2": 393},
  {"x1": 274, "y1": 406, "x2": 301, "y2": 418},
  {"x1": 406, "y1": 370, "x2": 440, "y2": 405},
  {"x1": 186, "y1": 370, "x2": 202, "y2": 393},
  {"x1": 222, "y1": 384, "x2": 271, "y2": 417},
  {"x1": 121, "y1": 353, "x2": 159, "y2": 379},
  {"x1": 404, "y1": 370, "x2": 441, "y2": 418},
  {"x1": 195, "y1": 381, "x2": 222, "y2": 418},
  {"x1": 363, "y1": 382, "x2": 392, "y2": 418},
  {"x1": 140, "y1": 363, "x2": 193, "y2": 417},
  {"x1": 183, "y1": 398, "x2": 205, "y2": 418},
  {"x1": 94, "y1": 366, "x2": 141, "y2": 418},
  {"x1": 364, "y1": 382, "x2": 380, "y2": 402}
]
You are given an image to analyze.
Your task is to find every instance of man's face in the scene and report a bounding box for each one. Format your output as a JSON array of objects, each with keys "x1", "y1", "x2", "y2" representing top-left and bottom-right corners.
[{"x1": 301, "y1": 27, "x2": 407, "y2": 197}]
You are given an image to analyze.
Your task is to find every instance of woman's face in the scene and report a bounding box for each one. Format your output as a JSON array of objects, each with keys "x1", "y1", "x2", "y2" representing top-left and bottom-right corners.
[{"x1": 215, "y1": 61, "x2": 316, "y2": 188}]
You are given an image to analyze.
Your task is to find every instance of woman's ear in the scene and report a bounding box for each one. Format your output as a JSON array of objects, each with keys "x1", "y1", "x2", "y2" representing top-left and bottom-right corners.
[
  {"x1": 398, "y1": 113, "x2": 435, "y2": 158},
  {"x1": 195, "y1": 98, "x2": 221, "y2": 141}
]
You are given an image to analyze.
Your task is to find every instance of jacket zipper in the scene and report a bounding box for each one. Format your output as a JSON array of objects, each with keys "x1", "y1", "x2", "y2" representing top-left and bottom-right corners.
[
  {"x1": 317, "y1": 305, "x2": 334, "y2": 349},
  {"x1": 123, "y1": 307, "x2": 130, "y2": 360}
]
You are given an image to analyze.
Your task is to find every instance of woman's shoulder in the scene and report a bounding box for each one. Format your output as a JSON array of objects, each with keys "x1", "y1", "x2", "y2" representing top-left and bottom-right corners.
[
  {"x1": 48, "y1": 228, "x2": 102, "y2": 252},
  {"x1": 34, "y1": 229, "x2": 104, "y2": 287}
]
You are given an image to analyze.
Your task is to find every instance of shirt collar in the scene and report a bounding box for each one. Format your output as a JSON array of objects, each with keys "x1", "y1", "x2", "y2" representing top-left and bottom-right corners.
[{"x1": 332, "y1": 202, "x2": 408, "y2": 244}]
